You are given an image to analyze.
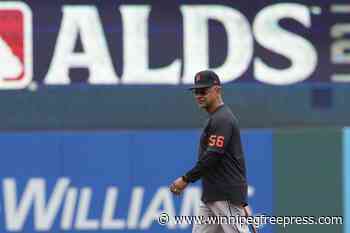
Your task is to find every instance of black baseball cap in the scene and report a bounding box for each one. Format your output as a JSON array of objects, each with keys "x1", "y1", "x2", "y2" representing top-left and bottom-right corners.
[{"x1": 188, "y1": 70, "x2": 221, "y2": 90}]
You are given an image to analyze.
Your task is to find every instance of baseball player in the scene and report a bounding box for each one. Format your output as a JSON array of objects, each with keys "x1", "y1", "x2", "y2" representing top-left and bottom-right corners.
[{"x1": 170, "y1": 70, "x2": 252, "y2": 233}]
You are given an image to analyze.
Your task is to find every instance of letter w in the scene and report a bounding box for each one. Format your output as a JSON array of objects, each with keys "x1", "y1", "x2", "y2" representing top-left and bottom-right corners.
[{"x1": 3, "y1": 178, "x2": 70, "y2": 231}]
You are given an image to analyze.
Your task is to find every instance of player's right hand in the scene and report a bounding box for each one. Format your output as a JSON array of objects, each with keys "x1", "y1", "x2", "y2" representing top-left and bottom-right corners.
[
  {"x1": 169, "y1": 177, "x2": 188, "y2": 195},
  {"x1": 169, "y1": 183, "x2": 182, "y2": 195}
]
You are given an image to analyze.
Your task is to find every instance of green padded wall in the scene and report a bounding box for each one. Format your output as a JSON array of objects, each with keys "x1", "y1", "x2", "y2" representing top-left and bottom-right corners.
[{"x1": 273, "y1": 128, "x2": 343, "y2": 233}]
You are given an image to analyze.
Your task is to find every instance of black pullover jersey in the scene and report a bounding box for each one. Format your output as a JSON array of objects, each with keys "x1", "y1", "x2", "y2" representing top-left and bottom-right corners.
[{"x1": 185, "y1": 105, "x2": 248, "y2": 205}]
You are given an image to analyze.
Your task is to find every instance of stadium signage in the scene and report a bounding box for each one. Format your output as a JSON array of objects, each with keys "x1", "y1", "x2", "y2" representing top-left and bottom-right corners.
[
  {"x1": 0, "y1": 2, "x2": 348, "y2": 89},
  {"x1": 1, "y1": 178, "x2": 201, "y2": 231}
]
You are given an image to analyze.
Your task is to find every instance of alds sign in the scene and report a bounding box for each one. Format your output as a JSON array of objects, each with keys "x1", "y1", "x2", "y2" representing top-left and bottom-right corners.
[{"x1": 0, "y1": 2, "x2": 348, "y2": 89}]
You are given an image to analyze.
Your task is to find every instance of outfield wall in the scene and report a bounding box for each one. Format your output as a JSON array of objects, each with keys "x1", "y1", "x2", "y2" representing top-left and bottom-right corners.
[
  {"x1": 274, "y1": 128, "x2": 343, "y2": 233},
  {"x1": 344, "y1": 128, "x2": 350, "y2": 233},
  {"x1": 1, "y1": 85, "x2": 350, "y2": 130},
  {"x1": 0, "y1": 128, "x2": 346, "y2": 233},
  {"x1": 0, "y1": 130, "x2": 273, "y2": 233}
]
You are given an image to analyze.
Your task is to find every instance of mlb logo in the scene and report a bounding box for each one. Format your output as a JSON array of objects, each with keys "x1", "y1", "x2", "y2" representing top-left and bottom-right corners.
[{"x1": 0, "y1": 2, "x2": 32, "y2": 89}]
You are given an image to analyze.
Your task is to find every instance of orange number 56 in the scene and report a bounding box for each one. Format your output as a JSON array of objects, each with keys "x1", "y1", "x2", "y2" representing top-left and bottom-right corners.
[{"x1": 208, "y1": 135, "x2": 224, "y2": 147}]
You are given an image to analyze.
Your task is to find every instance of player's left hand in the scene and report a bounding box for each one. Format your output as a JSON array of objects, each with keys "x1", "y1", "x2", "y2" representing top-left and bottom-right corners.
[{"x1": 170, "y1": 177, "x2": 188, "y2": 195}]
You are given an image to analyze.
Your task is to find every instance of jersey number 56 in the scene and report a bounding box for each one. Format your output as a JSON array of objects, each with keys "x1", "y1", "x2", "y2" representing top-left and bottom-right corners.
[{"x1": 208, "y1": 135, "x2": 224, "y2": 148}]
